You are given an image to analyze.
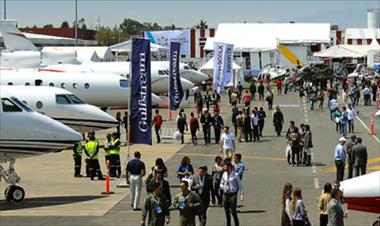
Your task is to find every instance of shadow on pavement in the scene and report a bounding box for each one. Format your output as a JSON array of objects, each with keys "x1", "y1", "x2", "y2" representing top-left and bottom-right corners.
[
  {"x1": 312, "y1": 162, "x2": 327, "y2": 166},
  {"x1": 0, "y1": 195, "x2": 107, "y2": 211},
  {"x1": 237, "y1": 209, "x2": 266, "y2": 214}
]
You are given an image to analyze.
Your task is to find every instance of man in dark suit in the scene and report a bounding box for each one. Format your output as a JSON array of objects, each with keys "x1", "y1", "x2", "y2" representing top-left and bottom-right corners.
[
  {"x1": 285, "y1": 121, "x2": 299, "y2": 140},
  {"x1": 147, "y1": 171, "x2": 171, "y2": 206},
  {"x1": 200, "y1": 109, "x2": 212, "y2": 144},
  {"x1": 345, "y1": 135, "x2": 356, "y2": 179},
  {"x1": 191, "y1": 166, "x2": 214, "y2": 226},
  {"x1": 352, "y1": 137, "x2": 368, "y2": 177}
]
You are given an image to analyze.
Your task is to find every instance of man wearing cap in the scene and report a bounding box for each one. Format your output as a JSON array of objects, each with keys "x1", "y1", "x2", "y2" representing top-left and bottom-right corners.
[{"x1": 335, "y1": 137, "x2": 347, "y2": 181}]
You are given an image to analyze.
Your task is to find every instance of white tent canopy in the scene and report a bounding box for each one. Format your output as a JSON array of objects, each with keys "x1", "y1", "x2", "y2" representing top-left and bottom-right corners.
[
  {"x1": 204, "y1": 23, "x2": 331, "y2": 52},
  {"x1": 200, "y1": 57, "x2": 242, "y2": 70},
  {"x1": 314, "y1": 40, "x2": 380, "y2": 58},
  {"x1": 43, "y1": 46, "x2": 114, "y2": 61},
  {"x1": 110, "y1": 40, "x2": 168, "y2": 53}
]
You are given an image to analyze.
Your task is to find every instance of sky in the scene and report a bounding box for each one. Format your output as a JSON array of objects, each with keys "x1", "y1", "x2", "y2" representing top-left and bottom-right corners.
[{"x1": 1, "y1": 0, "x2": 379, "y2": 29}]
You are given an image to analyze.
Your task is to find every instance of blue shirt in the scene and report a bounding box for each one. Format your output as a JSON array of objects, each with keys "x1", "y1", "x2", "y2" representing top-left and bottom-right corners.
[
  {"x1": 126, "y1": 158, "x2": 145, "y2": 175},
  {"x1": 234, "y1": 162, "x2": 245, "y2": 179},
  {"x1": 177, "y1": 164, "x2": 194, "y2": 179},
  {"x1": 335, "y1": 144, "x2": 346, "y2": 162}
]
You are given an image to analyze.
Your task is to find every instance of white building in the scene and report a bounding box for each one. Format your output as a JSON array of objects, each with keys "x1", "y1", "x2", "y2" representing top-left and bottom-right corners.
[{"x1": 204, "y1": 23, "x2": 331, "y2": 70}]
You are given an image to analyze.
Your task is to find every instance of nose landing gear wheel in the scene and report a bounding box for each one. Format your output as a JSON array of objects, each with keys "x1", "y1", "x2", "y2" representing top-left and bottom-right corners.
[{"x1": 5, "y1": 185, "x2": 25, "y2": 203}]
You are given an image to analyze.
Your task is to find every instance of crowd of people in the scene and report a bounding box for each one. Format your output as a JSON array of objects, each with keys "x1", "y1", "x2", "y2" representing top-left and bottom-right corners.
[
  {"x1": 69, "y1": 69, "x2": 378, "y2": 226},
  {"x1": 138, "y1": 153, "x2": 245, "y2": 226}
]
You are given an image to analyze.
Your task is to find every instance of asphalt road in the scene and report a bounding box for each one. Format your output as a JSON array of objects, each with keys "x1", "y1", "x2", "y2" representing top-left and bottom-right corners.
[{"x1": 0, "y1": 91, "x2": 378, "y2": 226}]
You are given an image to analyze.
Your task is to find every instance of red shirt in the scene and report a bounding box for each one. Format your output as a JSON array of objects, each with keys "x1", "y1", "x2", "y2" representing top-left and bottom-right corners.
[
  {"x1": 277, "y1": 80, "x2": 282, "y2": 88},
  {"x1": 153, "y1": 114, "x2": 163, "y2": 127}
]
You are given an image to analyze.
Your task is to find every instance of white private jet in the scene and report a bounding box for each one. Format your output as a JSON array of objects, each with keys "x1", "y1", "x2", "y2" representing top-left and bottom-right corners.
[
  {"x1": 0, "y1": 20, "x2": 196, "y2": 93},
  {"x1": 152, "y1": 61, "x2": 209, "y2": 84},
  {"x1": 340, "y1": 171, "x2": 380, "y2": 224},
  {"x1": 0, "y1": 89, "x2": 82, "y2": 202},
  {"x1": 1, "y1": 86, "x2": 119, "y2": 132},
  {"x1": 0, "y1": 69, "x2": 162, "y2": 107},
  {"x1": 44, "y1": 62, "x2": 195, "y2": 94}
]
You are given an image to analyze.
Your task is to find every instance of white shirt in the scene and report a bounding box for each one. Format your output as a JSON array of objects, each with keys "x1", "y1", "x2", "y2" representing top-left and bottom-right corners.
[
  {"x1": 221, "y1": 132, "x2": 234, "y2": 149},
  {"x1": 251, "y1": 114, "x2": 259, "y2": 126},
  {"x1": 220, "y1": 171, "x2": 244, "y2": 197},
  {"x1": 346, "y1": 108, "x2": 356, "y2": 120}
]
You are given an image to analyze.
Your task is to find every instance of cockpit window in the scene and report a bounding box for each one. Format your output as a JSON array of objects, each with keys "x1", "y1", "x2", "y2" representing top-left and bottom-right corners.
[
  {"x1": 10, "y1": 97, "x2": 33, "y2": 112},
  {"x1": 67, "y1": 94, "x2": 85, "y2": 104},
  {"x1": 164, "y1": 70, "x2": 169, "y2": 75},
  {"x1": 184, "y1": 65, "x2": 190, "y2": 70},
  {"x1": 56, "y1": 95, "x2": 71, "y2": 104},
  {"x1": 56, "y1": 94, "x2": 85, "y2": 104},
  {"x1": 2, "y1": 98, "x2": 22, "y2": 112},
  {"x1": 119, "y1": 79, "x2": 128, "y2": 88},
  {"x1": 158, "y1": 70, "x2": 165, "y2": 75}
]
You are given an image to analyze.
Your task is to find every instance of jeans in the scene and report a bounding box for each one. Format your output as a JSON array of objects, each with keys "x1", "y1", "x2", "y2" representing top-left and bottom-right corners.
[
  {"x1": 335, "y1": 160, "x2": 345, "y2": 181},
  {"x1": 224, "y1": 193, "x2": 239, "y2": 226},
  {"x1": 191, "y1": 129, "x2": 197, "y2": 144},
  {"x1": 348, "y1": 120, "x2": 354, "y2": 133},
  {"x1": 129, "y1": 174, "x2": 142, "y2": 209},
  {"x1": 155, "y1": 126, "x2": 161, "y2": 143},
  {"x1": 340, "y1": 123, "x2": 347, "y2": 137}
]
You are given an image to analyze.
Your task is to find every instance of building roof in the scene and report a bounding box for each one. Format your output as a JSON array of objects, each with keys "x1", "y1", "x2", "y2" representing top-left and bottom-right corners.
[
  {"x1": 314, "y1": 40, "x2": 380, "y2": 58},
  {"x1": 204, "y1": 23, "x2": 331, "y2": 52},
  {"x1": 345, "y1": 28, "x2": 380, "y2": 41}
]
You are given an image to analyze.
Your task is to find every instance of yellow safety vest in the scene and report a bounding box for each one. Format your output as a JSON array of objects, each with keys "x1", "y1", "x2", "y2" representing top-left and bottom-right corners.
[
  {"x1": 109, "y1": 138, "x2": 120, "y2": 156},
  {"x1": 75, "y1": 142, "x2": 83, "y2": 155},
  {"x1": 86, "y1": 140, "x2": 98, "y2": 160},
  {"x1": 104, "y1": 140, "x2": 112, "y2": 157}
]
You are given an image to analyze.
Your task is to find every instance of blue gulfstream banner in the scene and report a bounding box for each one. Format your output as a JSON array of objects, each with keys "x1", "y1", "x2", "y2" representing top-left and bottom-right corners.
[
  {"x1": 169, "y1": 42, "x2": 183, "y2": 111},
  {"x1": 213, "y1": 42, "x2": 234, "y2": 94},
  {"x1": 130, "y1": 38, "x2": 152, "y2": 145}
]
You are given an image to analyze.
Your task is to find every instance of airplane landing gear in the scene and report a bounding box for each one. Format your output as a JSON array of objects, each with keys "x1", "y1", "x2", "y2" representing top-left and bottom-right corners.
[
  {"x1": 0, "y1": 158, "x2": 25, "y2": 203},
  {"x1": 4, "y1": 185, "x2": 25, "y2": 203}
]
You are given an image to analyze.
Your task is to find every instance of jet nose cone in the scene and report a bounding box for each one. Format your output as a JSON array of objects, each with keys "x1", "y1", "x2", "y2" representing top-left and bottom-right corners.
[
  {"x1": 152, "y1": 94, "x2": 162, "y2": 105},
  {"x1": 180, "y1": 78, "x2": 194, "y2": 91},
  {"x1": 50, "y1": 120, "x2": 82, "y2": 142},
  {"x1": 182, "y1": 70, "x2": 209, "y2": 83}
]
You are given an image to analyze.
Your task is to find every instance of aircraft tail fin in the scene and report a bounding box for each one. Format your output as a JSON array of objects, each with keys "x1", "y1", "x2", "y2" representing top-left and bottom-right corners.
[{"x1": 0, "y1": 20, "x2": 37, "y2": 51}]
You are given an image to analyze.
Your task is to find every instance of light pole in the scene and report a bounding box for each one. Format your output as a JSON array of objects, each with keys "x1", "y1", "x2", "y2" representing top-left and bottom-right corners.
[
  {"x1": 4, "y1": 0, "x2": 7, "y2": 19},
  {"x1": 74, "y1": 0, "x2": 78, "y2": 46}
]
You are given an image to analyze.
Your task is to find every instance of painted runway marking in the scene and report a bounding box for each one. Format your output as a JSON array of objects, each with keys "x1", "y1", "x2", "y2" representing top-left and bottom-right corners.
[
  {"x1": 314, "y1": 178, "x2": 320, "y2": 189},
  {"x1": 312, "y1": 165, "x2": 317, "y2": 174}
]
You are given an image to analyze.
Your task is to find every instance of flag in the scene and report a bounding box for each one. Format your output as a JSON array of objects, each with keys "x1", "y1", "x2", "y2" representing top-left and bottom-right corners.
[
  {"x1": 213, "y1": 42, "x2": 234, "y2": 94},
  {"x1": 130, "y1": 38, "x2": 152, "y2": 145},
  {"x1": 169, "y1": 42, "x2": 183, "y2": 110}
]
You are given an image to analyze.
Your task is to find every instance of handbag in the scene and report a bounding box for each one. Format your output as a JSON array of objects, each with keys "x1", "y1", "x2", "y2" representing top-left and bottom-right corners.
[{"x1": 285, "y1": 144, "x2": 292, "y2": 158}]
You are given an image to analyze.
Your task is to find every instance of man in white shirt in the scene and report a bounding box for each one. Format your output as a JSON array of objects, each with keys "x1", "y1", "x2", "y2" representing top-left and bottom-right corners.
[
  {"x1": 220, "y1": 162, "x2": 244, "y2": 226},
  {"x1": 220, "y1": 126, "x2": 235, "y2": 159},
  {"x1": 346, "y1": 104, "x2": 357, "y2": 133},
  {"x1": 251, "y1": 110, "x2": 260, "y2": 141},
  {"x1": 329, "y1": 98, "x2": 338, "y2": 120}
]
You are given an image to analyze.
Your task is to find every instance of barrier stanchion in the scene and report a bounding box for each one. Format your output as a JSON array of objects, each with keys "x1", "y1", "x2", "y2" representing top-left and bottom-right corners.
[
  {"x1": 370, "y1": 113, "x2": 375, "y2": 135},
  {"x1": 101, "y1": 160, "x2": 114, "y2": 194}
]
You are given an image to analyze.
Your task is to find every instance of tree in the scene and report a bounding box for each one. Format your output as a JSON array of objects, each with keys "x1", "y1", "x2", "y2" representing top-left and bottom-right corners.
[
  {"x1": 78, "y1": 18, "x2": 87, "y2": 30},
  {"x1": 61, "y1": 20, "x2": 70, "y2": 28},
  {"x1": 43, "y1": 24, "x2": 54, "y2": 28},
  {"x1": 195, "y1": 19, "x2": 208, "y2": 29},
  {"x1": 96, "y1": 26, "x2": 120, "y2": 46},
  {"x1": 119, "y1": 18, "x2": 145, "y2": 39}
]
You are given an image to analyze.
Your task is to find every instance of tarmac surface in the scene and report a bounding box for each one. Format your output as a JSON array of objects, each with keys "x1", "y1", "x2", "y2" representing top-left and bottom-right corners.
[{"x1": 0, "y1": 91, "x2": 379, "y2": 226}]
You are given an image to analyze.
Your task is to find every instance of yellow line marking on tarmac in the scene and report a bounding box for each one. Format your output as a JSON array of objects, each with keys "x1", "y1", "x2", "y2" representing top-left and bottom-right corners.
[
  {"x1": 319, "y1": 156, "x2": 380, "y2": 172},
  {"x1": 131, "y1": 148, "x2": 286, "y2": 161}
]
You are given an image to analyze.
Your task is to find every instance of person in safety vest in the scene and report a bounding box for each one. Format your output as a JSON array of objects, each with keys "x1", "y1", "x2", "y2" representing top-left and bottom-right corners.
[
  {"x1": 73, "y1": 134, "x2": 85, "y2": 177},
  {"x1": 109, "y1": 132, "x2": 121, "y2": 177},
  {"x1": 84, "y1": 131, "x2": 104, "y2": 180},
  {"x1": 103, "y1": 133, "x2": 112, "y2": 165}
]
